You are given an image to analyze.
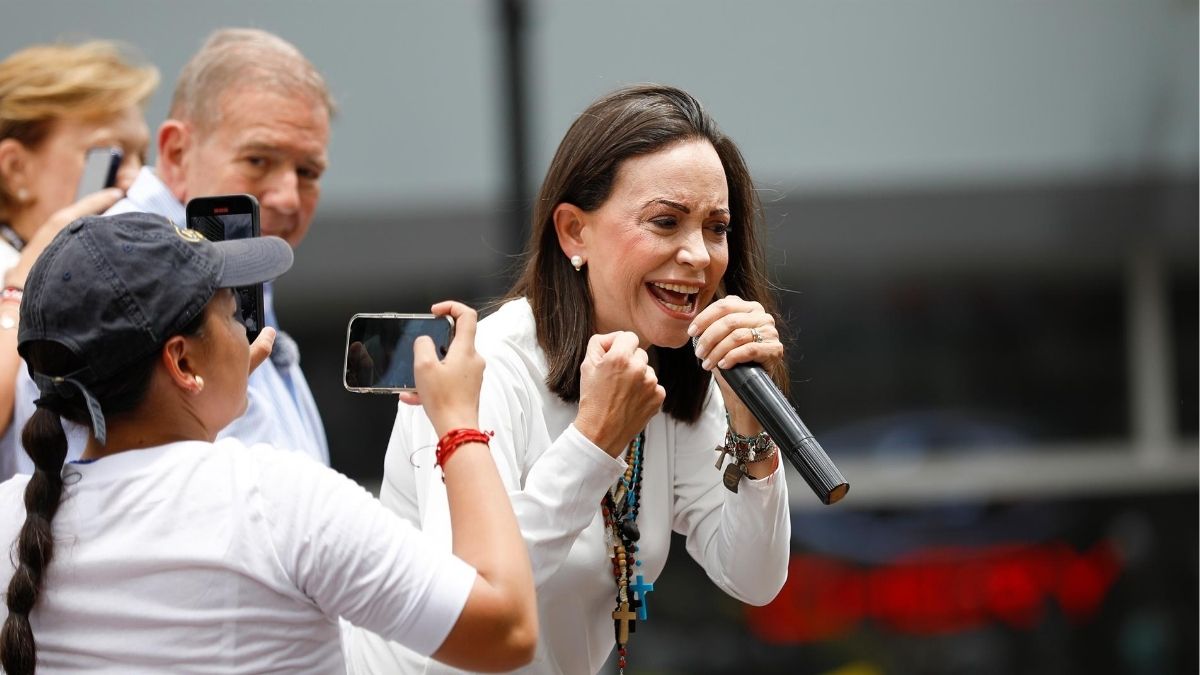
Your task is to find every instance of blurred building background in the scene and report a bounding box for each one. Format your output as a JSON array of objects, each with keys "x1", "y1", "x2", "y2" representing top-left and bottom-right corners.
[{"x1": 5, "y1": 1, "x2": 1196, "y2": 673}]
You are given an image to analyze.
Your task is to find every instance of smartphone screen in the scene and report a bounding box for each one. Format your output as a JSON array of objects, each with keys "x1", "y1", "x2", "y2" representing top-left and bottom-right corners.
[
  {"x1": 344, "y1": 314, "x2": 454, "y2": 393},
  {"x1": 185, "y1": 195, "x2": 264, "y2": 342},
  {"x1": 188, "y1": 212, "x2": 254, "y2": 242},
  {"x1": 76, "y1": 147, "x2": 123, "y2": 200}
]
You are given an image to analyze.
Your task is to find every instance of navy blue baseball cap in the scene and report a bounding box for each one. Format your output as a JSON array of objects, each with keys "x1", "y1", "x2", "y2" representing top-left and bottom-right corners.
[{"x1": 17, "y1": 211, "x2": 293, "y2": 443}]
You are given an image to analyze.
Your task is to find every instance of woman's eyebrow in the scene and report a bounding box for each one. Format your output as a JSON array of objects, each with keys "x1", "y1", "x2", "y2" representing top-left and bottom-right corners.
[
  {"x1": 644, "y1": 198, "x2": 689, "y2": 213},
  {"x1": 642, "y1": 199, "x2": 729, "y2": 217}
]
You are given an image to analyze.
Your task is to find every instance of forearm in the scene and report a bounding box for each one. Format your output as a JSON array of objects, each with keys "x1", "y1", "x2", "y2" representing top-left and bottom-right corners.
[
  {"x1": 677, "y1": 382, "x2": 790, "y2": 603},
  {"x1": 699, "y1": 466, "x2": 792, "y2": 605},
  {"x1": 435, "y1": 438, "x2": 538, "y2": 671},
  {"x1": 506, "y1": 424, "x2": 625, "y2": 585},
  {"x1": 444, "y1": 441, "x2": 534, "y2": 614},
  {"x1": 0, "y1": 310, "x2": 21, "y2": 436},
  {"x1": 418, "y1": 356, "x2": 623, "y2": 586},
  {"x1": 0, "y1": 244, "x2": 46, "y2": 438}
]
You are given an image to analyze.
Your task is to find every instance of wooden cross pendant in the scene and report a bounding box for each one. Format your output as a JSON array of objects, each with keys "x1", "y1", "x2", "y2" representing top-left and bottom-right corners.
[{"x1": 612, "y1": 602, "x2": 637, "y2": 644}]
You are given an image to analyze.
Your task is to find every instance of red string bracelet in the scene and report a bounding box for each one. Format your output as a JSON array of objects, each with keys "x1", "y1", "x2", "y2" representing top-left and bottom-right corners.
[
  {"x1": 435, "y1": 428, "x2": 494, "y2": 480},
  {"x1": 1, "y1": 286, "x2": 23, "y2": 305}
]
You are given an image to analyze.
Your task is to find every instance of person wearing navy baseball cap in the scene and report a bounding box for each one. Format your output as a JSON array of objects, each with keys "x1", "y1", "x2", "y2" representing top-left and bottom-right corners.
[
  {"x1": 0, "y1": 212, "x2": 537, "y2": 674},
  {"x1": 16, "y1": 210, "x2": 293, "y2": 445}
]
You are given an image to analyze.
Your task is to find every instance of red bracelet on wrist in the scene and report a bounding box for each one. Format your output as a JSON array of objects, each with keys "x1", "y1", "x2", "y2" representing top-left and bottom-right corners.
[
  {"x1": 1, "y1": 286, "x2": 23, "y2": 305},
  {"x1": 435, "y1": 428, "x2": 494, "y2": 480}
]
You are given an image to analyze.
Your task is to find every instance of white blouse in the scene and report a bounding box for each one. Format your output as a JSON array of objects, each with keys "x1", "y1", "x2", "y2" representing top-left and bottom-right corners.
[{"x1": 345, "y1": 298, "x2": 791, "y2": 674}]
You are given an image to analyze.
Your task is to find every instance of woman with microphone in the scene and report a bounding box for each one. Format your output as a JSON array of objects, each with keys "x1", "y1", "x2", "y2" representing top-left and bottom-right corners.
[
  {"x1": 0, "y1": 212, "x2": 537, "y2": 673},
  {"x1": 348, "y1": 84, "x2": 794, "y2": 674}
]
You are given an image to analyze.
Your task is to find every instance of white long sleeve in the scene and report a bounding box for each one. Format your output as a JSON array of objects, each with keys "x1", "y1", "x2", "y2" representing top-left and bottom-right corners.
[{"x1": 346, "y1": 299, "x2": 791, "y2": 675}]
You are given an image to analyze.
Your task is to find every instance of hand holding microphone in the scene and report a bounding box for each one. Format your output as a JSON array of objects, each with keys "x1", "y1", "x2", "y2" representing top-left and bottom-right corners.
[{"x1": 691, "y1": 297, "x2": 848, "y2": 505}]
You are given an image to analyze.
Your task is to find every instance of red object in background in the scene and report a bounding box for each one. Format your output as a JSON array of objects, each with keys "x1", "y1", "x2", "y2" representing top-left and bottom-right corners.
[{"x1": 746, "y1": 541, "x2": 1122, "y2": 643}]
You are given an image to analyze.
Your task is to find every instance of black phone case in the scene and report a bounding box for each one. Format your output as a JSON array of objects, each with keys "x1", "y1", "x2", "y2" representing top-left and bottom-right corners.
[{"x1": 184, "y1": 195, "x2": 265, "y2": 343}]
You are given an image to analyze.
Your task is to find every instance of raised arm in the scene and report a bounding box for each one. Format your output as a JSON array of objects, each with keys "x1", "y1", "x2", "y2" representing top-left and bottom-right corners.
[
  {"x1": 477, "y1": 330, "x2": 664, "y2": 585},
  {"x1": 406, "y1": 301, "x2": 537, "y2": 672}
]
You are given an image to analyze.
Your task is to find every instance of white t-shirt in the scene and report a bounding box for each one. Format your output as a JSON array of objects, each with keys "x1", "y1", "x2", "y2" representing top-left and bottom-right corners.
[
  {"x1": 0, "y1": 437, "x2": 476, "y2": 674},
  {"x1": 345, "y1": 298, "x2": 791, "y2": 674}
]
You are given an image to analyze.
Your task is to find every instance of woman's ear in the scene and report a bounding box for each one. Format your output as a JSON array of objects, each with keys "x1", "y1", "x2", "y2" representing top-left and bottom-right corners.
[
  {"x1": 0, "y1": 138, "x2": 32, "y2": 199},
  {"x1": 155, "y1": 120, "x2": 191, "y2": 203},
  {"x1": 552, "y1": 202, "x2": 588, "y2": 260},
  {"x1": 160, "y1": 334, "x2": 203, "y2": 395}
]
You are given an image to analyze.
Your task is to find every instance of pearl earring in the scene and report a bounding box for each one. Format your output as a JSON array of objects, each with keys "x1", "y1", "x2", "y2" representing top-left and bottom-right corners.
[
  {"x1": 16, "y1": 188, "x2": 29, "y2": 203},
  {"x1": 571, "y1": 255, "x2": 584, "y2": 271},
  {"x1": 193, "y1": 375, "x2": 204, "y2": 392}
]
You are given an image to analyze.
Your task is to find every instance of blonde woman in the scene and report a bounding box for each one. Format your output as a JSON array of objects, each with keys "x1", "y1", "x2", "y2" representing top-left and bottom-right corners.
[{"x1": 0, "y1": 40, "x2": 158, "y2": 477}]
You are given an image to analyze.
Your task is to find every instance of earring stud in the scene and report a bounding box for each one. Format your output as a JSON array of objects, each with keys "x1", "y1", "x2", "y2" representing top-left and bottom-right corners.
[
  {"x1": 15, "y1": 188, "x2": 29, "y2": 203},
  {"x1": 194, "y1": 375, "x2": 204, "y2": 392},
  {"x1": 570, "y1": 255, "x2": 584, "y2": 271}
]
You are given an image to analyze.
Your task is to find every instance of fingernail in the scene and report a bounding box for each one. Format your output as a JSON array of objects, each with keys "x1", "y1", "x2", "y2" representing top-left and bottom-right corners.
[
  {"x1": 687, "y1": 324, "x2": 698, "y2": 337},
  {"x1": 694, "y1": 343, "x2": 706, "y2": 358},
  {"x1": 701, "y1": 359, "x2": 712, "y2": 370},
  {"x1": 717, "y1": 359, "x2": 728, "y2": 369}
]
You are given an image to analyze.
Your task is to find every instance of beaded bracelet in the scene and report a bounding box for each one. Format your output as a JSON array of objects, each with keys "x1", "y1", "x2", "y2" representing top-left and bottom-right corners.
[
  {"x1": 714, "y1": 422, "x2": 778, "y2": 493},
  {"x1": 725, "y1": 426, "x2": 778, "y2": 464},
  {"x1": 1, "y1": 286, "x2": 23, "y2": 305},
  {"x1": 435, "y1": 428, "x2": 494, "y2": 480}
]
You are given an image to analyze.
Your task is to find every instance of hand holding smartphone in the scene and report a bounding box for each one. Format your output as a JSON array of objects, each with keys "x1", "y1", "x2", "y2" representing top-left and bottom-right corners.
[
  {"x1": 76, "y1": 147, "x2": 123, "y2": 200},
  {"x1": 343, "y1": 313, "x2": 455, "y2": 393},
  {"x1": 185, "y1": 194, "x2": 265, "y2": 342}
]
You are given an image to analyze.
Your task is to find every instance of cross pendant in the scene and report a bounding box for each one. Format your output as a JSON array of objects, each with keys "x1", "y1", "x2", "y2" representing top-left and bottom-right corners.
[
  {"x1": 714, "y1": 444, "x2": 732, "y2": 469},
  {"x1": 612, "y1": 601, "x2": 637, "y2": 644},
  {"x1": 630, "y1": 574, "x2": 654, "y2": 621}
]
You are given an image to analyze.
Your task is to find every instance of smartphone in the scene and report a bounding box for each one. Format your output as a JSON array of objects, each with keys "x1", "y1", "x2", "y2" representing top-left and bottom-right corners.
[
  {"x1": 343, "y1": 313, "x2": 455, "y2": 393},
  {"x1": 76, "y1": 146, "x2": 123, "y2": 199},
  {"x1": 185, "y1": 194, "x2": 265, "y2": 342}
]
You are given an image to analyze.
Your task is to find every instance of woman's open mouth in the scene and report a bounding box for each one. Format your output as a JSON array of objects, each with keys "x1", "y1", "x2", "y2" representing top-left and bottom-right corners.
[{"x1": 646, "y1": 281, "x2": 701, "y2": 315}]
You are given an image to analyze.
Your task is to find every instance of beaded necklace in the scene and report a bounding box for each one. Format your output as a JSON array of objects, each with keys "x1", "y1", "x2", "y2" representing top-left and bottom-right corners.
[{"x1": 601, "y1": 430, "x2": 651, "y2": 675}]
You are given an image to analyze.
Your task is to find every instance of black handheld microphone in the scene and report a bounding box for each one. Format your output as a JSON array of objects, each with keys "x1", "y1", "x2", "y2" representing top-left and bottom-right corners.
[{"x1": 712, "y1": 355, "x2": 849, "y2": 505}]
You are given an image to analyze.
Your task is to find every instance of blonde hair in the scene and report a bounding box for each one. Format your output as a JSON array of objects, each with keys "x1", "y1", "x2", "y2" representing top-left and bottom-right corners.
[
  {"x1": 0, "y1": 40, "x2": 159, "y2": 214},
  {"x1": 170, "y1": 28, "x2": 335, "y2": 131}
]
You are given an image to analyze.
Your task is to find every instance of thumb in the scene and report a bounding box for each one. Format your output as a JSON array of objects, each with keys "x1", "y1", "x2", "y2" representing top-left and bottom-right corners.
[
  {"x1": 412, "y1": 334, "x2": 436, "y2": 365},
  {"x1": 248, "y1": 327, "x2": 277, "y2": 375}
]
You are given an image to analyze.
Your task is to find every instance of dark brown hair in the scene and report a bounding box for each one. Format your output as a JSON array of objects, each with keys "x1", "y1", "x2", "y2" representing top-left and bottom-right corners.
[
  {"x1": 505, "y1": 84, "x2": 787, "y2": 423},
  {"x1": 0, "y1": 310, "x2": 204, "y2": 674}
]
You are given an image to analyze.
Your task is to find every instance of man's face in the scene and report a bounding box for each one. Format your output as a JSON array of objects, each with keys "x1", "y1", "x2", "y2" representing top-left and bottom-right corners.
[{"x1": 180, "y1": 87, "x2": 329, "y2": 248}]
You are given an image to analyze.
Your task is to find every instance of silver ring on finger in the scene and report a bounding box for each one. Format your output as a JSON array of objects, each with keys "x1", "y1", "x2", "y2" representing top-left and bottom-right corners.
[{"x1": 749, "y1": 326, "x2": 765, "y2": 344}]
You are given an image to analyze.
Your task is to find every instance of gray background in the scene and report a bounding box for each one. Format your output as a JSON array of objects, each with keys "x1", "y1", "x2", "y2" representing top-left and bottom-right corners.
[{"x1": 4, "y1": 0, "x2": 1195, "y2": 489}]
